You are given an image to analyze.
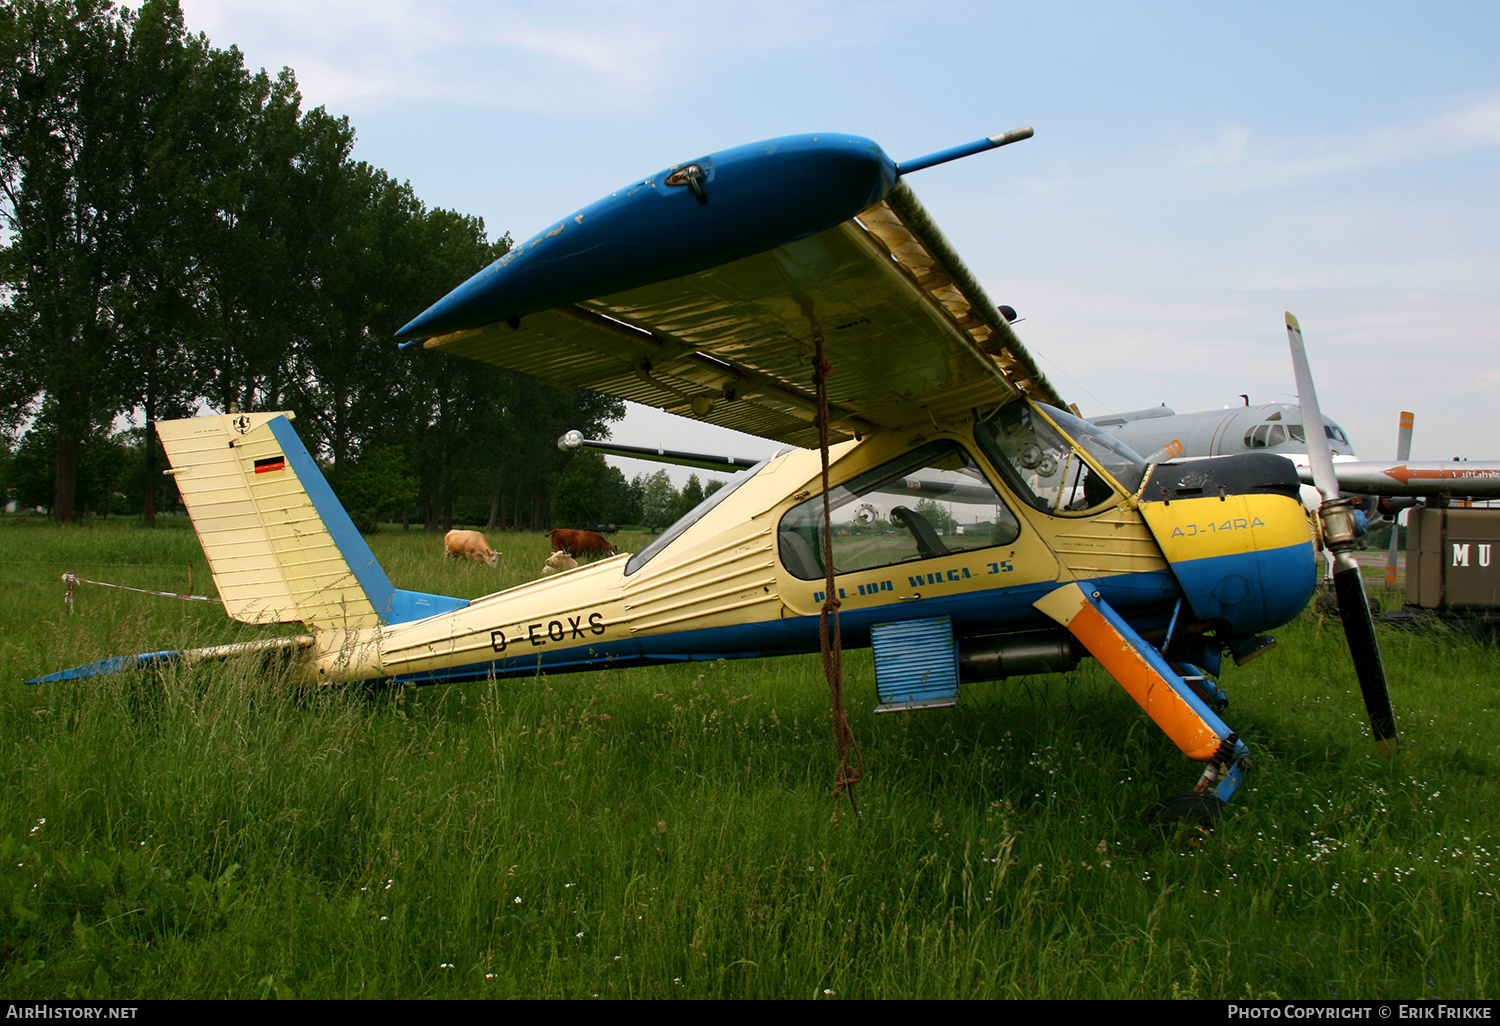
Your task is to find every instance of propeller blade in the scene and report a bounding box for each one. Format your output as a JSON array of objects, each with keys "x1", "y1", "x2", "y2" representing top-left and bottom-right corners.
[
  {"x1": 1285, "y1": 313, "x2": 1341, "y2": 504},
  {"x1": 1385, "y1": 411, "x2": 1413, "y2": 586},
  {"x1": 1285, "y1": 313, "x2": 1399, "y2": 757}
]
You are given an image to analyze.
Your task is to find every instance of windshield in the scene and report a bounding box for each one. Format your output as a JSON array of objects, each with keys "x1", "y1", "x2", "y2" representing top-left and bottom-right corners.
[{"x1": 975, "y1": 401, "x2": 1147, "y2": 514}]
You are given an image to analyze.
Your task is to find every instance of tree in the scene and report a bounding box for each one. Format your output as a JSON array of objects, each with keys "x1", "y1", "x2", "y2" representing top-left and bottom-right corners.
[
  {"x1": 551, "y1": 452, "x2": 630, "y2": 528},
  {"x1": 0, "y1": 1, "x2": 250, "y2": 521},
  {"x1": 633, "y1": 469, "x2": 678, "y2": 532},
  {"x1": 914, "y1": 497, "x2": 956, "y2": 534},
  {"x1": 332, "y1": 444, "x2": 414, "y2": 533},
  {"x1": 669, "y1": 472, "x2": 705, "y2": 523},
  {"x1": 112, "y1": 0, "x2": 245, "y2": 521},
  {"x1": 7, "y1": 414, "x2": 135, "y2": 515},
  {"x1": 0, "y1": 0, "x2": 134, "y2": 520},
  {"x1": 0, "y1": 1, "x2": 628, "y2": 530}
]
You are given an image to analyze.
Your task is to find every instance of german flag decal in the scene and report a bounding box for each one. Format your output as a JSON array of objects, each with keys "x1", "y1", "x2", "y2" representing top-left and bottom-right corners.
[{"x1": 254, "y1": 455, "x2": 287, "y2": 474}]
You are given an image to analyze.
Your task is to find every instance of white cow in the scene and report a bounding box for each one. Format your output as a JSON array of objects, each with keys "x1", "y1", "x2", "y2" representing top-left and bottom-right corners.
[
  {"x1": 443, "y1": 529, "x2": 499, "y2": 567},
  {"x1": 541, "y1": 549, "x2": 578, "y2": 575}
]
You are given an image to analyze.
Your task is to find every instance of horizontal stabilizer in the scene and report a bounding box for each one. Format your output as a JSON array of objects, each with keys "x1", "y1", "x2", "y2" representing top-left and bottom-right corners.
[{"x1": 27, "y1": 636, "x2": 314, "y2": 684}]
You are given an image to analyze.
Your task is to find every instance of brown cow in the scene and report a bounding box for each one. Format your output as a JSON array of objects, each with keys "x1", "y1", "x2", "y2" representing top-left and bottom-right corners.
[
  {"x1": 444, "y1": 529, "x2": 499, "y2": 567},
  {"x1": 546, "y1": 528, "x2": 618, "y2": 559}
]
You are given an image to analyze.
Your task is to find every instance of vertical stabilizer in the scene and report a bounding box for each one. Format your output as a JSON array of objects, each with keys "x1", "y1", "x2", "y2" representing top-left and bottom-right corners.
[{"x1": 157, "y1": 412, "x2": 464, "y2": 630}]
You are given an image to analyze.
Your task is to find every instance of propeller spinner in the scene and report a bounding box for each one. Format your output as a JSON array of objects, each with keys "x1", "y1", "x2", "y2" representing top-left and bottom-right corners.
[{"x1": 1285, "y1": 313, "x2": 1399, "y2": 757}]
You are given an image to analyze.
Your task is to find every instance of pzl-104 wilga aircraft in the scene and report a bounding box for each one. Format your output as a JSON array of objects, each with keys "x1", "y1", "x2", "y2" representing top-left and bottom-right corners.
[{"x1": 31, "y1": 128, "x2": 1398, "y2": 819}]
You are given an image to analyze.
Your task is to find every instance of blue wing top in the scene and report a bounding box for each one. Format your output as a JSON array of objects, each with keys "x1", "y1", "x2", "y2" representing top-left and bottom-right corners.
[{"x1": 398, "y1": 134, "x2": 899, "y2": 340}]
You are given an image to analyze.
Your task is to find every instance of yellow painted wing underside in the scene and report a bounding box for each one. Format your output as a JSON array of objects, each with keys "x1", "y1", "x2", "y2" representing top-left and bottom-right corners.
[{"x1": 423, "y1": 183, "x2": 1062, "y2": 448}]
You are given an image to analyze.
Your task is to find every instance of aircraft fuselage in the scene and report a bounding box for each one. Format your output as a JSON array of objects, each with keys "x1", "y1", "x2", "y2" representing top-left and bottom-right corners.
[
  {"x1": 1091, "y1": 402, "x2": 1357, "y2": 460},
  {"x1": 317, "y1": 404, "x2": 1316, "y2": 706}
]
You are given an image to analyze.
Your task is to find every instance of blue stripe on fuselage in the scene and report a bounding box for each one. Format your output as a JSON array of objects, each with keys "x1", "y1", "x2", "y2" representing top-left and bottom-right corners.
[{"x1": 379, "y1": 570, "x2": 1182, "y2": 686}]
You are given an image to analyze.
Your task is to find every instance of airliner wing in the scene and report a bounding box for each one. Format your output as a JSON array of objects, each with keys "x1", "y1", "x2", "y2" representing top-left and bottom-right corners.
[{"x1": 1299, "y1": 461, "x2": 1500, "y2": 498}]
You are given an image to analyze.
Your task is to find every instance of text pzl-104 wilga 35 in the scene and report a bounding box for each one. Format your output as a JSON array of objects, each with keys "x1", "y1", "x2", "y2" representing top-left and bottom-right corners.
[{"x1": 33, "y1": 127, "x2": 1399, "y2": 820}]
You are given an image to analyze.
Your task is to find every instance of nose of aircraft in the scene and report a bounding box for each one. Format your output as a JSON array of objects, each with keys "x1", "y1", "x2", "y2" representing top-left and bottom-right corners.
[{"x1": 1136, "y1": 452, "x2": 1318, "y2": 637}]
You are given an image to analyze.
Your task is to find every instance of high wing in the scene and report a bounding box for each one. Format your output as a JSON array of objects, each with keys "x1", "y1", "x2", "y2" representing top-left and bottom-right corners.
[{"x1": 398, "y1": 133, "x2": 1061, "y2": 448}]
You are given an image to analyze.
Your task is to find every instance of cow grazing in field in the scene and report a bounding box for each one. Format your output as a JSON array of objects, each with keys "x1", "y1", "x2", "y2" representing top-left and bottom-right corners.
[
  {"x1": 546, "y1": 528, "x2": 618, "y2": 559},
  {"x1": 541, "y1": 549, "x2": 578, "y2": 575},
  {"x1": 444, "y1": 529, "x2": 499, "y2": 567}
]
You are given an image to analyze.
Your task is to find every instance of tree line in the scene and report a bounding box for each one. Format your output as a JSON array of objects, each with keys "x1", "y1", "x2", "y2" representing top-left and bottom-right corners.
[
  {"x1": 0, "y1": 0, "x2": 624, "y2": 530},
  {"x1": 551, "y1": 459, "x2": 725, "y2": 534}
]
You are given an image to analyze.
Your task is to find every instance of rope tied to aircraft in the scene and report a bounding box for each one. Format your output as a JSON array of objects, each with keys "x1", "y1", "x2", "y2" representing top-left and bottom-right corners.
[
  {"x1": 61, "y1": 572, "x2": 221, "y2": 615},
  {"x1": 813, "y1": 331, "x2": 864, "y2": 821}
]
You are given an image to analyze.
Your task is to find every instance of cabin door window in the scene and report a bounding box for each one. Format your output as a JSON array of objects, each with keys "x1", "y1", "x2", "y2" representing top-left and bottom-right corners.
[{"x1": 777, "y1": 441, "x2": 1021, "y2": 581}]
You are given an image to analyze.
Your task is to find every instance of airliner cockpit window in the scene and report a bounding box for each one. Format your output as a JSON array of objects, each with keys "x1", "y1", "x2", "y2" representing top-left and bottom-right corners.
[
  {"x1": 1245, "y1": 424, "x2": 1289, "y2": 448},
  {"x1": 1287, "y1": 422, "x2": 1352, "y2": 449},
  {"x1": 777, "y1": 441, "x2": 1020, "y2": 581}
]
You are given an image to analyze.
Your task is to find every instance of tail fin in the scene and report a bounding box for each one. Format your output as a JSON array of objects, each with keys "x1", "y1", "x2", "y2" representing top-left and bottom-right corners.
[{"x1": 157, "y1": 412, "x2": 465, "y2": 630}]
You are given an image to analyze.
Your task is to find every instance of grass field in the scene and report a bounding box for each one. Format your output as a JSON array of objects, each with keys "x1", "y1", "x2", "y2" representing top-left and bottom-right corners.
[{"x1": 1, "y1": 518, "x2": 1495, "y2": 999}]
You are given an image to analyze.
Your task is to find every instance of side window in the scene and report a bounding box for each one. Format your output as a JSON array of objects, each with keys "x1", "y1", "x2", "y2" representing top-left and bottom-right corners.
[{"x1": 778, "y1": 441, "x2": 1021, "y2": 581}]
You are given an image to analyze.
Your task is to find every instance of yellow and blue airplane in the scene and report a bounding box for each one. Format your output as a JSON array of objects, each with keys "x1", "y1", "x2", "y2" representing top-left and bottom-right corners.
[{"x1": 31, "y1": 128, "x2": 1396, "y2": 819}]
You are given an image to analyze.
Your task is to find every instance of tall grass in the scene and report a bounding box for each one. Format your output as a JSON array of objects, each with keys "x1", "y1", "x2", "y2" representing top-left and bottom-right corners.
[{"x1": 1, "y1": 519, "x2": 1495, "y2": 998}]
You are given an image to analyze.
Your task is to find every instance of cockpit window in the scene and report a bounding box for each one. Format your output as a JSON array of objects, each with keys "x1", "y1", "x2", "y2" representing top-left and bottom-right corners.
[
  {"x1": 1245, "y1": 424, "x2": 1289, "y2": 448},
  {"x1": 1286, "y1": 422, "x2": 1352, "y2": 449},
  {"x1": 975, "y1": 401, "x2": 1146, "y2": 514},
  {"x1": 777, "y1": 441, "x2": 1020, "y2": 581}
]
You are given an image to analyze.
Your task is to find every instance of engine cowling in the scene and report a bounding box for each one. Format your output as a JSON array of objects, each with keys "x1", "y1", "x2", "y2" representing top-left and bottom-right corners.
[{"x1": 1137, "y1": 454, "x2": 1316, "y2": 637}]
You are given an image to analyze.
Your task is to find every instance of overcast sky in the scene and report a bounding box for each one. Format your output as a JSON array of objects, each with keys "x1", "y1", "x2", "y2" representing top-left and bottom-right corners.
[{"x1": 175, "y1": 0, "x2": 1500, "y2": 483}]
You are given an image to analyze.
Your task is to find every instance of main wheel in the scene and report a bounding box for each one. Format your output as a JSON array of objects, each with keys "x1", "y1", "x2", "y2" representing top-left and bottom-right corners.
[{"x1": 1152, "y1": 791, "x2": 1225, "y2": 824}]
